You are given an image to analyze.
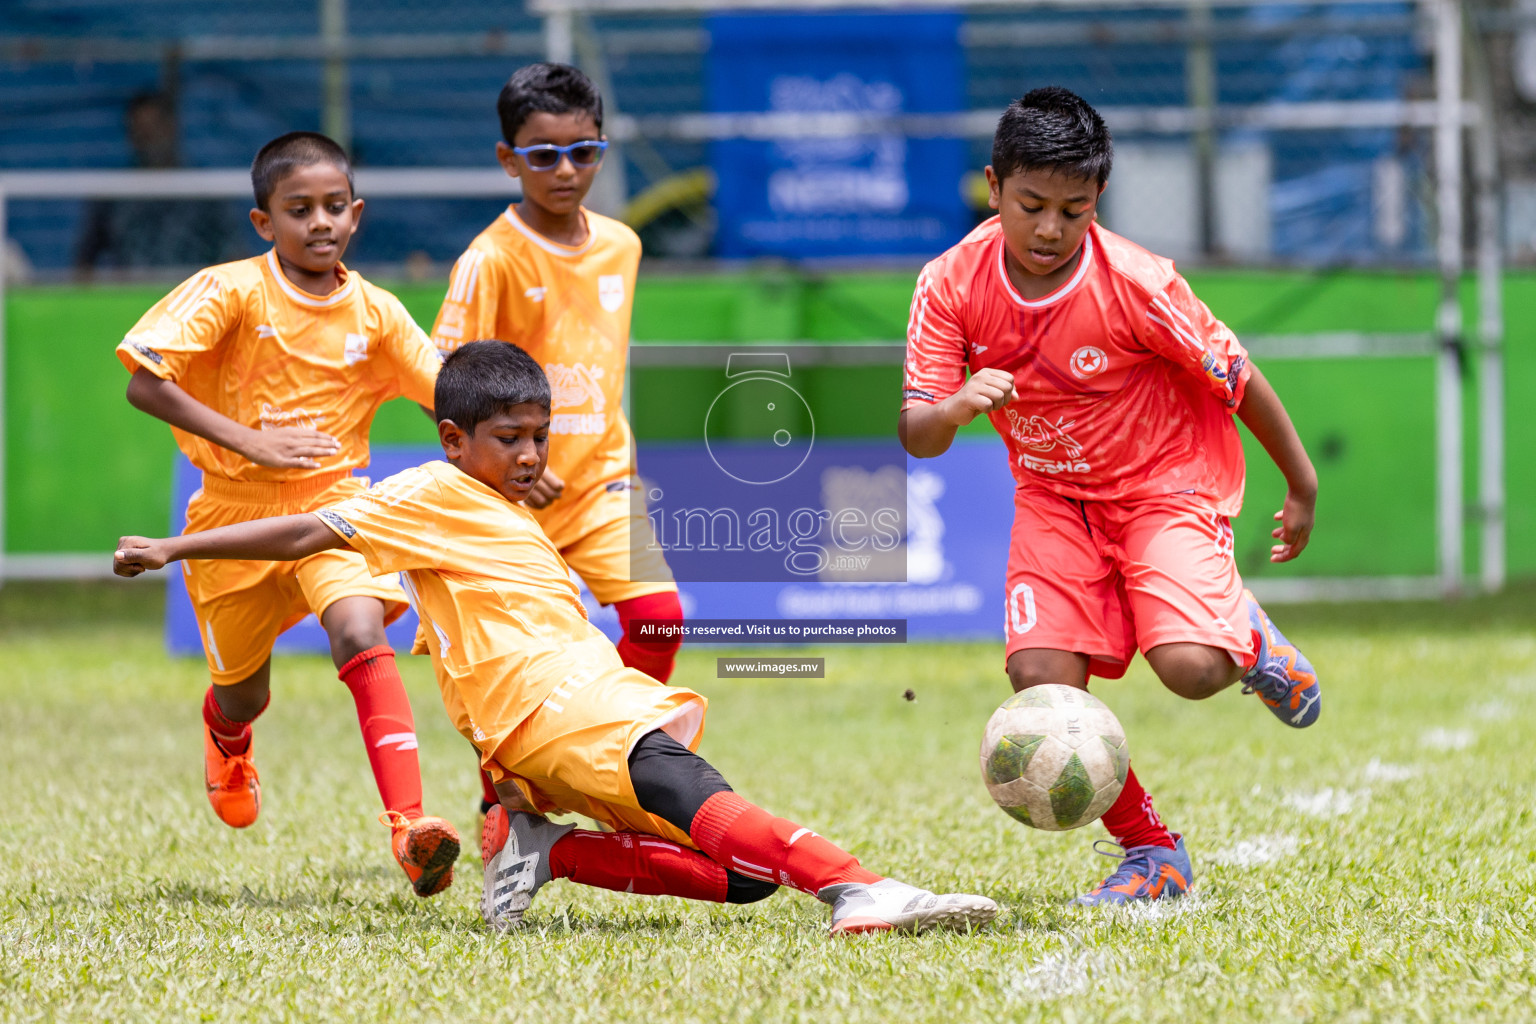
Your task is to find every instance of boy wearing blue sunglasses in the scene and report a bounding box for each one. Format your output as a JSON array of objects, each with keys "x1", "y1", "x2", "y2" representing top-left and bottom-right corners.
[{"x1": 432, "y1": 63, "x2": 684, "y2": 830}]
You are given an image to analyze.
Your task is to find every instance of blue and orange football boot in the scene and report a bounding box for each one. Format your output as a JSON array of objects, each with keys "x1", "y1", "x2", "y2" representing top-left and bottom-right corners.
[
  {"x1": 1071, "y1": 836, "x2": 1194, "y2": 907},
  {"x1": 1240, "y1": 589, "x2": 1321, "y2": 728}
]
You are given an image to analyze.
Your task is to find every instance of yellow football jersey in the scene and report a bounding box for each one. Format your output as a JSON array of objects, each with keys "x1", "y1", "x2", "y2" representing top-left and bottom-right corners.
[
  {"x1": 117, "y1": 250, "x2": 441, "y2": 484},
  {"x1": 431, "y1": 206, "x2": 639, "y2": 534},
  {"x1": 316, "y1": 460, "x2": 631, "y2": 758}
]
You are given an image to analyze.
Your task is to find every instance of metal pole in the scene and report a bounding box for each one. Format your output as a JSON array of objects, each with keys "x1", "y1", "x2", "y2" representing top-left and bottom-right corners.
[
  {"x1": 0, "y1": 185, "x2": 8, "y2": 587},
  {"x1": 321, "y1": 0, "x2": 351, "y2": 151},
  {"x1": 1433, "y1": 0, "x2": 1464, "y2": 596},
  {"x1": 545, "y1": 11, "x2": 575, "y2": 64},
  {"x1": 1470, "y1": 34, "x2": 1505, "y2": 593},
  {"x1": 1187, "y1": 0, "x2": 1218, "y2": 259}
]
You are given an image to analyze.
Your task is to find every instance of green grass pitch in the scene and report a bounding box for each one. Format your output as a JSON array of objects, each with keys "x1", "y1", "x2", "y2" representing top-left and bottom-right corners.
[{"x1": 3, "y1": 581, "x2": 1535, "y2": 1022}]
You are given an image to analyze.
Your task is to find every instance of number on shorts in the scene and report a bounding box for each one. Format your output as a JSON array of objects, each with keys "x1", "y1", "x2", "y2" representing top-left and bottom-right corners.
[{"x1": 1009, "y1": 582, "x2": 1037, "y2": 635}]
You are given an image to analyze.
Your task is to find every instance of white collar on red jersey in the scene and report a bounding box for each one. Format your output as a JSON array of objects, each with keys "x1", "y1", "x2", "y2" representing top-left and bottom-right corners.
[
  {"x1": 996, "y1": 228, "x2": 1095, "y2": 309},
  {"x1": 264, "y1": 249, "x2": 357, "y2": 308}
]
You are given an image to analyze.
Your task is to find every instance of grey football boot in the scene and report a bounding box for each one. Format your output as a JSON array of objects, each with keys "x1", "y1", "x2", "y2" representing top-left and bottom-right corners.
[{"x1": 480, "y1": 809, "x2": 576, "y2": 932}]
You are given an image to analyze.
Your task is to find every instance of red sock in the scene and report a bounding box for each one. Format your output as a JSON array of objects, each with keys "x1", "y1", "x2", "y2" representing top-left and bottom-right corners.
[
  {"x1": 614, "y1": 591, "x2": 683, "y2": 683},
  {"x1": 480, "y1": 768, "x2": 500, "y2": 810},
  {"x1": 1099, "y1": 765, "x2": 1176, "y2": 850},
  {"x1": 548, "y1": 828, "x2": 729, "y2": 901},
  {"x1": 202, "y1": 686, "x2": 267, "y2": 756},
  {"x1": 338, "y1": 646, "x2": 424, "y2": 821},
  {"x1": 688, "y1": 792, "x2": 880, "y2": 895}
]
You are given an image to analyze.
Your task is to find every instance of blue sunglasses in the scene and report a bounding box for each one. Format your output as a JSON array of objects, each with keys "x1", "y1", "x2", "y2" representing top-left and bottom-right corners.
[{"x1": 512, "y1": 140, "x2": 609, "y2": 170}]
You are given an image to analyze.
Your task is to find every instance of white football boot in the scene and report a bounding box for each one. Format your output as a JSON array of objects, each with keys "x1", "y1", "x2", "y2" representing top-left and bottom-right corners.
[
  {"x1": 479, "y1": 810, "x2": 576, "y2": 932},
  {"x1": 817, "y1": 878, "x2": 998, "y2": 935}
]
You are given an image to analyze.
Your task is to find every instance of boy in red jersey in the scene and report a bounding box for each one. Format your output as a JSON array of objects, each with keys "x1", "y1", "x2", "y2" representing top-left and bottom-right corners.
[
  {"x1": 900, "y1": 88, "x2": 1321, "y2": 906},
  {"x1": 114, "y1": 341, "x2": 999, "y2": 936},
  {"x1": 431, "y1": 64, "x2": 683, "y2": 819},
  {"x1": 116, "y1": 132, "x2": 459, "y2": 897}
]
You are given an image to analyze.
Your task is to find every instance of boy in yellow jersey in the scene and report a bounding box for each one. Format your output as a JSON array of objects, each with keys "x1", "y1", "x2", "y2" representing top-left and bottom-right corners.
[
  {"x1": 114, "y1": 341, "x2": 998, "y2": 936},
  {"x1": 116, "y1": 132, "x2": 460, "y2": 897}
]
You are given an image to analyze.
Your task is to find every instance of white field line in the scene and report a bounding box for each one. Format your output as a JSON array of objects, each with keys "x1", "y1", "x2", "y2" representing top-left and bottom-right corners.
[
  {"x1": 1359, "y1": 758, "x2": 1420, "y2": 783},
  {"x1": 1284, "y1": 787, "x2": 1370, "y2": 817},
  {"x1": 1209, "y1": 834, "x2": 1300, "y2": 868},
  {"x1": 1421, "y1": 727, "x2": 1475, "y2": 751},
  {"x1": 1472, "y1": 700, "x2": 1512, "y2": 720},
  {"x1": 1115, "y1": 892, "x2": 1209, "y2": 922},
  {"x1": 1006, "y1": 950, "x2": 1106, "y2": 999}
]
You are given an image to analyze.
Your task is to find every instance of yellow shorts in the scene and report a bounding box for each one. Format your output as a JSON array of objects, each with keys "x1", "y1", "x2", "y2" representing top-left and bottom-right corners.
[
  {"x1": 534, "y1": 476, "x2": 677, "y2": 607},
  {"x1": 472, "y1": 664, "x2": 707, "y2": 847},
  {"x1": 183, "y1": 470, "x2": 408, "y2": 685}
]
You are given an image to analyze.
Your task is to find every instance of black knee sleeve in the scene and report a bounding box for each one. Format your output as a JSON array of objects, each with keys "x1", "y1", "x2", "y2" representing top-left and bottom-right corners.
[
  {"x1": 724, "y1": 870, "x2": 780, "y2": 904},
  {"x1": 627, "y1": 730, "x2": 733, "y2": 835}
]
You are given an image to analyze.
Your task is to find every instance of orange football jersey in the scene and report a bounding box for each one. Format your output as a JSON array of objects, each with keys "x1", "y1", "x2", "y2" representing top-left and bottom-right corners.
[
  {"x1": 117, "y1": 250, "x2": 441, "y2": 484},
  {"x1": 431, "y1": 206, "x2": 639, "y2": 521},
  {"x1": 316, "y1": 460, "x2": 623, "y2": 751}
]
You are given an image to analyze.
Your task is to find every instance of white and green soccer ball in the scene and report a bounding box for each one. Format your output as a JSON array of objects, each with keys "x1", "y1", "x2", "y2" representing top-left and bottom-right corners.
[{"x1": 979, "y1": 684, "x2": 1130, "y2": 831}]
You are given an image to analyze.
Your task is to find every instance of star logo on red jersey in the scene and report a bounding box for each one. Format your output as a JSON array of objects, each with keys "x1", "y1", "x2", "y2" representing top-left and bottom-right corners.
[{"x1": 1070, "y1": 346, "x2": 1107, "y2": 379}]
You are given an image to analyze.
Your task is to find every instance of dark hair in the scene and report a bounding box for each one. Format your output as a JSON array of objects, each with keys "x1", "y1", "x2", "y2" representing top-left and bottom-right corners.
[
  {"x1": 436, "y1": 340, "x2": 551, "y2": 433},
  {"x1": 991, "y1": 87, "x2": 1113, "y2": 186},
  {"x1": 250, "y1": 131, "x2": 353, "y2": 211},
  {"x1": 497, "y1": 62, "x2": 604, "y2": 145}
]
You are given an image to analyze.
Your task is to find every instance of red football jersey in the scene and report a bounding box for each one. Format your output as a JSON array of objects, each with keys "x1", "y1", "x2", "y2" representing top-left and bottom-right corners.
[{"x1": 903, "y1": 219, "x2": 1253, "y2": 515}]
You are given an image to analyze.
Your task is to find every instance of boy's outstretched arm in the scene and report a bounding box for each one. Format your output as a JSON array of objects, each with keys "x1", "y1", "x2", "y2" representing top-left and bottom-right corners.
[
  {"x1": 1236, "y1": 363, "x2": 1318, "y2": 562},
  {"x1": 114, "y1": 514, "x2": 345, "y2": 577},
  {"x1": 898, "y1": 368, "x2": 1016, "y2": 458},
  {"x1": 126, "y1": 368, "x2": 341, "y2": 469}
]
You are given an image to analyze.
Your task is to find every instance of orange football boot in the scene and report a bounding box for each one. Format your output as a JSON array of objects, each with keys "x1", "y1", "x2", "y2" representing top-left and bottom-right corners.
[
  {"x1": 203, "y1": 724, "x2": 261, "y2": 828},
  {"x1": 382, "y1": 812, "x2": 461, "y2": 898}
]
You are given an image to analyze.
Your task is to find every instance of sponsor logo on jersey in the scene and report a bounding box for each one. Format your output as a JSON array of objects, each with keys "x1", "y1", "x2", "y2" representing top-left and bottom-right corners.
[
  {"x1": 130, "y1": 340, "x2": 164, "y2": 364},
  {"x1": 598, "y1": 274, "x2": 625, "y2": 313},
  {"x1": 344, "y1": 332, "x2": 370, "y2": 366},
  {"x1": 525, "y1": 286, "x2": 547, "y2": 302},
  {"x1": 546, "y1": 362, "x2": 607, "y2": 413},
  {"x1": 551, "y1": 413, "x2": 607, "y2": 435},
  {"x1": 1004, "y1": 407, "x2": 1091, "y2": 474},
  {"x1": 260, "y1": 403, "x2": 325, "y2": 431},
  {"x1": 1069, "y1": 345, "x2": 1107, "y2": 379},
  {"x1": 1202, "y1": 353, "x2": 1246, "y2": 407}
]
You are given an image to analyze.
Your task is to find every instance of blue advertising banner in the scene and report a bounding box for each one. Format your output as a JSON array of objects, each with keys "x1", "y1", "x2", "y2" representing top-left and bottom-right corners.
[
  {"x1": 163, "y1": 438, "x2": 1015, "y2": 658},
  {"x1": 706, "y1": 10, "x2": 969, "y2": 259}
]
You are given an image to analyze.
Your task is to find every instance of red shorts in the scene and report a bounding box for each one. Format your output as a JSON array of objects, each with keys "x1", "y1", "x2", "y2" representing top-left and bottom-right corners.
[{"x1": 1004, "y1": 487, "x2": 1249, "y2": 679}]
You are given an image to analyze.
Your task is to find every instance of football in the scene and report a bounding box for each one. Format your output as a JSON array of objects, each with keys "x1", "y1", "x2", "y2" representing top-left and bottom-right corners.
[{"x1": 979, "y1": 684, "x2": 1130, "y2": 831}]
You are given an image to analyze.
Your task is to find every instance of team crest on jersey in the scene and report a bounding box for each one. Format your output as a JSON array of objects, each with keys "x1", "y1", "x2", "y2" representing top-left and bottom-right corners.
[
  {"x1": 1069, "y1": 345, "x2": 1107, "y2": 379},
  {"x1": 598, "y1": 274, "x2": 625, "y2": 313},
  {"x1": 344, "y1": 332, "x2": 370, "y2": 366}
]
